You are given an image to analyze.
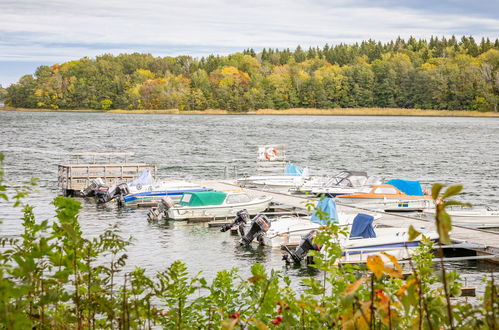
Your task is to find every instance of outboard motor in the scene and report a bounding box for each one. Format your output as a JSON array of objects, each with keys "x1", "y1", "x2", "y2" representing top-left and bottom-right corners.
[
  {"x1": 95, "y1": 185, "x2": 114, "y2": 204},
  {"x1": 220, "y1": 209, "x2": 250, "y2": 236},
  {"x1": 95, "y1": 183, "x2": 130, "y2": 205},
  {"x1": 115, "y1": 183, "x2": 130, "y2": 207},
  {"x1": 240, "y1": 214, "x2": 271, "y2": 245},
  {"x1": 282, "y1": 230, "x2": 319, "y2": 264},
  {"x1": 147, "y1": 196, "x2": 175, "y2": 221},
  {"x1": 82, "y1": 178, "x2": 105, "y2": 197}
]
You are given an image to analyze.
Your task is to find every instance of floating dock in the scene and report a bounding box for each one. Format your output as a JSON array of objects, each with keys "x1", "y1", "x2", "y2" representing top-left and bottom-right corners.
[
  {"x1": 58, "y1": 152, "x2": 156, "y2": 196},
  {"x1": 197, "y1": 180, "x2": 499, "y2": 263}
]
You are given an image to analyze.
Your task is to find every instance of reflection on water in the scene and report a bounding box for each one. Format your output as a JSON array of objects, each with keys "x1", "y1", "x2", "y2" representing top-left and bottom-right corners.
[{"x1": 1, "y1": 111, "x2": 498, "y2": 289}]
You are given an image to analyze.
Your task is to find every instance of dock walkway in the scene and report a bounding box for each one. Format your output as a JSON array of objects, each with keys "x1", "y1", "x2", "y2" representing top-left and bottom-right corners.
[{"x1": 199, "y1": 180, "x2": 499, "y2": 259}]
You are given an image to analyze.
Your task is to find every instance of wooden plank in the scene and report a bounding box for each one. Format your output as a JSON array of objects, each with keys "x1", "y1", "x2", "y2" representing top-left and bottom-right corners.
[
  {"x1": 207, "y1": 221, "x2": 232, "y2": 228},
  {"x1": 187, "y1": 216, "x2": 216, "y2": 223}
]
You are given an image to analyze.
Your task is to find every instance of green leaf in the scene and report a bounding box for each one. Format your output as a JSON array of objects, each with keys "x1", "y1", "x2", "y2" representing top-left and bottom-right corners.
[
  {"x1": 441, "y1": 185, "x2": 463, "y2": 200},
  {"x1": 408, "y1": 225, "x2": 421, "y2": 241},
  {"x1": 248, "y1": 274, "x2": 265, "y2": 283},
  {"x1": 443, "y1": 200, "x2": 472, "y2": 208},
  {"x1": 437, "y1": 211, "x2": 452, "y2": 244},
  {"x1": 431, "y1": 183, "x2": 444, "y2": 200}
]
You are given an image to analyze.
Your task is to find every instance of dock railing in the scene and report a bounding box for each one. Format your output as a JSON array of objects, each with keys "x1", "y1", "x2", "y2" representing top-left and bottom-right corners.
[{"x1": 58, "y1": 152, "x2": 156, "y2": 196}]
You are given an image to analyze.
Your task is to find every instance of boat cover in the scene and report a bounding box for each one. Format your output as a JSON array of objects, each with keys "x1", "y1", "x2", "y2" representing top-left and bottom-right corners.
[
  {"x1": 311, "y1": 198, "x2": 339, "y2": 225},
  {"x1": 179, "y1": 191, "x2": 227, "y2": 206},
  {"x1": 285, "y1": 163, "x2": 302, "y2": 176},
  {"x1": 130, "y1": 170, "x2": 155, "y2": 187},
  {"x1": 350, "y1": 214, "x2": 376, "y2": 238},
  {"x1": 384, "y1": 179, "x2": 424, "y2": 196}
]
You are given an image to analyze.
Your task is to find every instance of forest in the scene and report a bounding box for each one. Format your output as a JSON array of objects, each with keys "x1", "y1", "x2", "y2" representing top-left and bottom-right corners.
[{"x1": 4, "y1": 36, "x2": 499, "y2": 112}]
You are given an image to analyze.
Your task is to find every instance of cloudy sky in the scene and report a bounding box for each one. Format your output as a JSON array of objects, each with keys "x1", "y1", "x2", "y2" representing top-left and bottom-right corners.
[{"x1": 1, "y1": 0, "x2": 498, "y2": 87}]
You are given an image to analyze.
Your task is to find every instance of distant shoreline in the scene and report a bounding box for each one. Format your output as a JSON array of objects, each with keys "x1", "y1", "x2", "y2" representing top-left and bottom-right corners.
[{"x1": 1, "y1": 107, "x2": 498, "y2": 117}]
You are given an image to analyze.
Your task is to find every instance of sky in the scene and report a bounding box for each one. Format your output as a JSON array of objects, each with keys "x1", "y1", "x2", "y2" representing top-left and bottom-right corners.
[{"x1": 0, "y1": 0, "x2": 498, "y2": 87}]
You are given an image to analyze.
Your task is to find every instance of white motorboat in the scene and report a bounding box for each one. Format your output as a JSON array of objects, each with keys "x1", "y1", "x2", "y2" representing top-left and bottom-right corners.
[
  {"x1": 222, "y1": 198, "x2": 438, "y2": 264},
  {"x1": 339, "y1": 225, "x2": 439, "y2": 263},
  {"x1": 260, "y1": 213, "x2": 355, "y2": 248},
  {"x1": 423, "y1": 207, "x2": 499, "y2": 227},
  {"x1": 336, "y1": 179, "x2": 433, "y2": 212},
  {"x1": 88, "y1": 169, "x2": 212, "y2": 206},
  {"x1": 301, "y1": 171, "x2": 383, "y2": 197},
  {"x1": 237, "y1": 163, "x2": 310, "y2": 191},
  {"x1": 279, "y1": 213, "x2": 438, "y2": 264},
  {"x1": 123, "y1": 180, "x2": 212, "y2": 206},
  {"x1": 166, "y1": 191, "x2": 272, "y2": 220}
]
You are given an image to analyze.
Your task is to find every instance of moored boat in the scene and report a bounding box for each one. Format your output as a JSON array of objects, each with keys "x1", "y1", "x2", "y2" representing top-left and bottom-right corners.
[
  {"x1": 166, "y1": 191, "x2": 272, "y2": 220},
  {"x1": 221, "y1": 198, "x2": 438, "y2": 264},
  {"x1": 122, "y1": 180, "x2": 212, "y2": 206},
  {"x1": 281, "y1": 213, "x2": 438, "y2": 264},
  {"x1": 237, "y1": 163, "x2": 310, "y2": 191},
  {"x1": 336, "y1": 179, "x2": 433, "y2": 212},
  {"x1": 423, "y1": 207, "x2": 499, "y2": 227},
  {"x1": 302, "y1": 171, "x2": 383, "y2": 197}
]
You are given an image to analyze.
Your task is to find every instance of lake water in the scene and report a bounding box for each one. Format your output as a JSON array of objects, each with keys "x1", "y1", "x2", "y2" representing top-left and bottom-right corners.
[{"x1": 1, "y1": 111, "x2": 498, "y2": 290}]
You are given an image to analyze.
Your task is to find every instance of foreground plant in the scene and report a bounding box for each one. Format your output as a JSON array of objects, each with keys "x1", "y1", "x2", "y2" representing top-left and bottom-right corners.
[{"x1": 0, "y1": 154, "x2": 498, "y2": 328}]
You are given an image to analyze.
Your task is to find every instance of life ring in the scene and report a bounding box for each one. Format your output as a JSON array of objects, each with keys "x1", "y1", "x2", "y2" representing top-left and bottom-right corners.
[
  {"x1": 264, "y1": 148, "x2": 278, "y2": 161},
  {"x1": 136, "y1": 183, "x2": 142, "y2": 191}
]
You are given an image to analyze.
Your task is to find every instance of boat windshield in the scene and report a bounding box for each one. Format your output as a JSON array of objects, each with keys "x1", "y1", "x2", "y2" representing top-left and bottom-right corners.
[
  {"x1": 373, "y1": 186, "x2": 398, "y2": 195},
  {"x1": 349, "y1": 175, "x2": 368, "y2": 187},
  {"x1": 226, "y1": 193, "x2": 251, "y2": 204},
  {"x1": 325, "y1": 171, "x2": 368, "y2": 187},
  {"x1": 358, "y1": 186, "x2": 373, "y2": 193},
  {"x1": 366, "y1": 176, "x2": 383, "y2": 185},
  {"x1": 325, "y1": 171, "x2": 350, "y2": 186}
]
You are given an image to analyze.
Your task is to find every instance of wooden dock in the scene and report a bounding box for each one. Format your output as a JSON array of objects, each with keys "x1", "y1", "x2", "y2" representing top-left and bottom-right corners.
[
  {"x1": 58, "y1": 152, "x2": 156, "y2": 196},
  {"x1": 197, "y1": 180, "x2": 499, "y2": 262}
]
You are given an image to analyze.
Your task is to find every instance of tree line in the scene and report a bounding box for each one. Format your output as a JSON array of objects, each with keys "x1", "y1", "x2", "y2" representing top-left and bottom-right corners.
[
  {"x1": 0, "y1": 85, "x2": 6, "y2": 102},
  {"x1": 5, "y1": 36, "x2": 499, "y2": 112}
]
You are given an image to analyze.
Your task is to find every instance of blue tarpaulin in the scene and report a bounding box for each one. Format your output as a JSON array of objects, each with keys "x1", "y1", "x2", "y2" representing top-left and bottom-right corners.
[
  {"x1": 350, "y1": 213, "x2": 376, "y2": 239},
  {"x1": 130, "y1": 170, "x2": 155, "y2": 187},
  {"x1": 285, "y1": 163, "x2": 303, "y2": 176},
  {"x1": 311, "y1": 198, "x2": 339, "y2": 225},
  {"x1": 384, "y1": 179, "x2": 424, "y2": 196}
]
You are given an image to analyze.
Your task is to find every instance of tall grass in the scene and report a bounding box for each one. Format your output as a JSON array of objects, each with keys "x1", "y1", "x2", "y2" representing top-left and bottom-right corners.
[{"x1": 3, "y1": 106, "x2": 499, "y2": 117}]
